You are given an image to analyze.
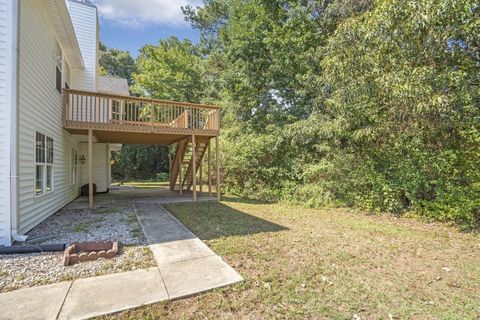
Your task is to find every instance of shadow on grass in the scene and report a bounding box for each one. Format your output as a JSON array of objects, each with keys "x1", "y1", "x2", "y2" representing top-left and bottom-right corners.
[
  {"x1": 164, "y1": 202, "x2": 288, "y2": 241},
  {"x1": 220, "y1": 195, "x2": 272, "y2": 205}
]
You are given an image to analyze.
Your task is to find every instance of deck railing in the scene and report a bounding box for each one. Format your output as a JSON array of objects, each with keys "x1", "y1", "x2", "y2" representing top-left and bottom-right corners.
[{"x1": 62, "y1": 89, "x2": 220, "y2": 135}]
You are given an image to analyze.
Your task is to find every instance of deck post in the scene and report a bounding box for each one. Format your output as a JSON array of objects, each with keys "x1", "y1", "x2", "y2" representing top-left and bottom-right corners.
[
  {"x1": 192, "y1": 134, "x2": 197, "y2": 202},
  {"x1": 88, "y1": 129, "x2": 94, "y2": 208},
  {"x1": 179, "y1": 161, "x2": 183, "y2": 195},
  {"x1": 208, "y1": 140, "x2": 212, "y2": 196},
  {"x1": 199, "y1": 156, "x2": 203, "y2": 193},
  {"x1": 216, "y1": 136, "x2": 220, "y2": 202}
]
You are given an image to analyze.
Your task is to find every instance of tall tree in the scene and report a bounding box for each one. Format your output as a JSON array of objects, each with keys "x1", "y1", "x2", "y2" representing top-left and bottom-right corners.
[
  {"x1": 320, "y1": 0, "x2": 480, "y2": 225},
  {"x1": 133, "y1": 37, "x2": 204, "y2": 102},
  {"x1": 99, "y1": 43, "x2": 136, "y2": 85}
]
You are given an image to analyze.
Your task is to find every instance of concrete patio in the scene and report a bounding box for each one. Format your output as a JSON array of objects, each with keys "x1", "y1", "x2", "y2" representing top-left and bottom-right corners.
[
  {"x1": 0, "y1": 187, "x2": 243, "y2": 320},
  {"x1": 65, "y1": 183, "x2": 217, "y2": 209}
]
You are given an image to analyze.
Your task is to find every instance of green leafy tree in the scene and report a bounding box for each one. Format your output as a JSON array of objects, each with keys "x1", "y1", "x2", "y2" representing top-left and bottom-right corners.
[
  {"x1": 111, "y1": 145, "x2": 169, "y2": 181},
  {"x1": 99, "y1": 43, "x2": 136, "y2": 85},
  {"x1": 133, "y1": 37, "x2": 204, "y2": 102},
  {"x1": 319, "y1": 0, "x2": 480, "y2": 226}
]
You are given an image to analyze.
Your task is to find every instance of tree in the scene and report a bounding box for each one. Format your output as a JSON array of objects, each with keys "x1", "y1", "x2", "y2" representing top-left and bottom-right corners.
[
  {"x1": 99, "y1": 43, "x2": 136, "y2": 85},
  {"x1": 111, "y1": 144, "x2": 169, "y2": 181},
  {"x1": 133, "y1": 37, "x2": 204, "y2": 102},
  {"x1": 319, "y1": 0, "x2": 480, "y2": 226}
]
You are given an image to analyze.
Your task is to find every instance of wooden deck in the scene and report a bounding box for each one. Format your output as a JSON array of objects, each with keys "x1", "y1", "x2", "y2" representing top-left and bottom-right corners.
[
  {"x1": 62, "y1": 89, "x2": 221, "y2": 208},
  {"x1": 62, "y1": 89, "x2": 220, "y2": 144}
]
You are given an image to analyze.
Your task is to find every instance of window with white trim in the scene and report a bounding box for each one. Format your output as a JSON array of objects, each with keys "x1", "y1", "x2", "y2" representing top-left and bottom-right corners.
[
  {"x1": 35, "y1": 132, "x2": 54, "y2": 196},
  {"x1": 71, "y1": 148, "x2": 77, "y2": 185}
]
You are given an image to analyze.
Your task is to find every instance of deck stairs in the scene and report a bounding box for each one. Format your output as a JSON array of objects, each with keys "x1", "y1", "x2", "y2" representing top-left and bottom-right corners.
[{"x1": 169, "y1": 138, "x2": 209, "y2": 191}]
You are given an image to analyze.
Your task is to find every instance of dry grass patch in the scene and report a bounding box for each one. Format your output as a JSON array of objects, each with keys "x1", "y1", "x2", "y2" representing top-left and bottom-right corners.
[{"x1": 104, "y1": 198, "x2": 480, "y2": 319}]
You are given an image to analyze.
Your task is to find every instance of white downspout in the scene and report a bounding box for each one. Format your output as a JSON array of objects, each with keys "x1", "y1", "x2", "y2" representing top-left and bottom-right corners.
[{"x1": 10, "y1": 0, "x2": 26, "y2": 243}]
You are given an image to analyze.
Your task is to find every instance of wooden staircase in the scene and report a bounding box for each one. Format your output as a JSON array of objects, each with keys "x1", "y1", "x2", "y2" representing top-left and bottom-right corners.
[
  {"x1": 169, "y1": 138, "x2": 209, "y2": 192},
  {"x1": 182, "y1": 141, "x2": 208, "y2": 191},
  {"x1": 169, "y1": 138, "x2": 188, "y2": 190}
]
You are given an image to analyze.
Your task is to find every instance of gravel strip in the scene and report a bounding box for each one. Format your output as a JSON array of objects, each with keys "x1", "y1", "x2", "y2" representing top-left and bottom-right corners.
[{"x1": 0, "y1": 199, "x2": 156, "y2": 293}]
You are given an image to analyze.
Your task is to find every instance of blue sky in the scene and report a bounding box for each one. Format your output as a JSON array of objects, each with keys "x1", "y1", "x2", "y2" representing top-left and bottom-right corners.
[{"x1": 91, "y1": 0, "x2": 202, "y2": 57}]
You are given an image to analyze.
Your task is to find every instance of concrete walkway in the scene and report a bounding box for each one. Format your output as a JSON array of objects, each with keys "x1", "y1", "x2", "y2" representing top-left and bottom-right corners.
[
  {"x1": 0, "y1": 202, "x2": 243, "y2": 320},
  {"x1": 133, "y1": 202, "x2": 242, "y2": 299}
]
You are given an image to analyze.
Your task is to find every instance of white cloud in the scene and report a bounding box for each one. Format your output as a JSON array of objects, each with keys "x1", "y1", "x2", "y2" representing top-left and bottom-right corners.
[{"x1": 91, "y1": 0, "x2": 203, "y2": 28}]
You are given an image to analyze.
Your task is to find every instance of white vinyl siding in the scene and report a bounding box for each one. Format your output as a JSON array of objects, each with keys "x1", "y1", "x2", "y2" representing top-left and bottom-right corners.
[
  {"x1": 70, "y1": 148, "x2": 77, "y2": 185},
  {"x1": 0, "y1": 0, "x2": 12, "y2": 245},
  {"x1": 17, "y1": 1, "x2": 81, "y2": 234},
  {"x1": 68, "y1": 1, "x2": 98, "y2": 91},
  {"x1": 80, "y1": 143, "x2": 110, "y2": 193}
]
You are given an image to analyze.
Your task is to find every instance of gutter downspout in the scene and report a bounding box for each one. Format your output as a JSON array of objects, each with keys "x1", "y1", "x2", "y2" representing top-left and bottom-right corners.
[{"x1": 10, "y1": 0, "x2": 25, "y2": 243}]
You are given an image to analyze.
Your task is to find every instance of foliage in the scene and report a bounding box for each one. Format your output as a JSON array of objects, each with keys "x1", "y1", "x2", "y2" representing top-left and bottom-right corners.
[
  {"x1": 180, "y1": 0, "x2": 480, "y2": 229},
  {"x1": 112, "y1": 0, "x2": 480, "y2": 229},
  {"x1": 99, "y1": 43, "x2": 136, "y2": 85},
  {"x1": 133, "y1": 37, "x2": 204, "y2": 102},
  {"x1": 319, "y1": 0, "x2": 480, "y2": 227},
  {"x1": 111, "y1": 145, "x2": 169, "y2": 181}
]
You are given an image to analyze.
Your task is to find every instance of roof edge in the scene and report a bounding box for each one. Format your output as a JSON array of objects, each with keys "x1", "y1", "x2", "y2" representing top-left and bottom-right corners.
[{"x1": 44, "y1": 0, "x2": 85, "y2": 70}]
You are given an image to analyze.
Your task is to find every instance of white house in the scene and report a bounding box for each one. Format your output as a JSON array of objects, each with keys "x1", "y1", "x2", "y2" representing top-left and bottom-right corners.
[
  {"x1": 0, "y1": 0, "x2": 128, "y2": 246},
  {"x1": 0, "y1": 0, "x2": 221, "y2": 247}
]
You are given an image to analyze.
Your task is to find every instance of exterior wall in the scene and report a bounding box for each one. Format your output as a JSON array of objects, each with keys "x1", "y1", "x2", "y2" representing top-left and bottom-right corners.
[
  {"x1": 79, "y1": 143, "x2": 110, "y2": 192},
  {"x1": 0, "y1": 0, "x2": 13, "y2": 245},
  {"x1": 17, "y1": 1, "x2": 81, "y2": 234},
  {"x1": 67, "y1": 1, "x2": 98, "y2": 91}
]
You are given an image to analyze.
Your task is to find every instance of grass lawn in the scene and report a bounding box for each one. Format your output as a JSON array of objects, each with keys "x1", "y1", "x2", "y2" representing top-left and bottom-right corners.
[{"x1": 105, "y1": 197, "x2": 480, "y2": 319}]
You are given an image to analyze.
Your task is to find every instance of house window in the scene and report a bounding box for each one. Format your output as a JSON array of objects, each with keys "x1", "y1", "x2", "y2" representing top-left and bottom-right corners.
[
  {"x1": 35, "y1": 132, "x2": 54, "y2": 196},
  {"x1": 112, "y1": 100, "x2": 120, "y2": 120},
  {"x1": 55, "y1": 42, "x2": 62, "y2": 93},
  {"x1": 71, "y1": 149, "x2": 77, "y2": 185}
]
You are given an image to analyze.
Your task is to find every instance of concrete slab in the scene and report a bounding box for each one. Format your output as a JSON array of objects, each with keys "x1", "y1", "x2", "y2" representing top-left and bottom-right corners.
[
  {"x1": 0, "y1": 281, "x2": 71, "y2": 320},
  {"x1": 151, "y1": 238, "x2": 215, "y2": 266},
  {"x1": 135, "y1": 206, "x2": 177, "y2": 227},
  {"x1": 58, "y1": 268, "x2": 168, "y2": 320},
  {"x1": 134, "y1": 204, "x2": 196, "y2": 244},
  {"x1": 130, "y1": 196, "x2": 216, "y2": 205},
  {"x1": 161, "y1": 255, "x2": 244, "y2": 299}
]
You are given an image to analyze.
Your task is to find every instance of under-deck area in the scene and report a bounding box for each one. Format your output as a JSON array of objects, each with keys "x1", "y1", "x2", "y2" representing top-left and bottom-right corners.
[
  {"x1": 62, "y1": 89, "x2": 222, "y2": 207},
  {"x1": 66, "y1": 183, "x2": 217, "y2": 209}
]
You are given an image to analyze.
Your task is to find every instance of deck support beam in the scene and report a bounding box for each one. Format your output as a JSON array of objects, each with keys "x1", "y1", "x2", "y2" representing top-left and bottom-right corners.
[
  {"x1": 88, "y1": 129, "x2": 93, "y2": 208},
  {"x1": 179, "y1": 162, "x2": 182, "y2": 195},
  {"x1": 192, "y1": 134, "x2": 197, "y2": 202},
  {"x1": 199, "y1": 156, "x2": 203, "y2": 193},
  {"x1": 216, "y1": 136, "x2": 220, "y2": 202},
  {"x1": 208, "y1": 140, "x2": 212, "y2": 196}
]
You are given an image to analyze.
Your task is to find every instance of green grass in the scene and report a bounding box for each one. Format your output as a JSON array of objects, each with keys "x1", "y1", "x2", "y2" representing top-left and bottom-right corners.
[{"x1": 105, "y1": 198, "x2": 480, "y2": 320}]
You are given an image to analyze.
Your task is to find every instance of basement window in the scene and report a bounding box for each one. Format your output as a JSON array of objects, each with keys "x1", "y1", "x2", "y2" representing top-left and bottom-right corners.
[{"x1": 35, "y1": 132, "x2": 54, "y2": 196}]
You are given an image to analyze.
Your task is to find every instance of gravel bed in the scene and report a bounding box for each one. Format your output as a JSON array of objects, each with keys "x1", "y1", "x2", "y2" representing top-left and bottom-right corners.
[{"x1": 0, "y1": 201, "x2": 155, "y2": 293}]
